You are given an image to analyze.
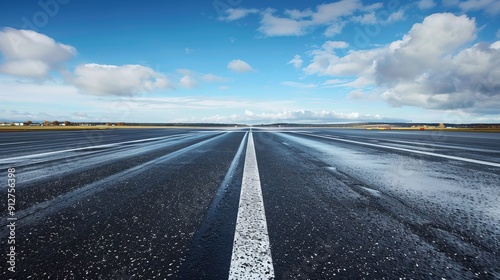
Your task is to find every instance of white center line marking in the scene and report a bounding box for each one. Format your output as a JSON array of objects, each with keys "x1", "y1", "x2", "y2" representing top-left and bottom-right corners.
[{"x1": 229, "y1": 132, "x2": 275, "y2": 280}]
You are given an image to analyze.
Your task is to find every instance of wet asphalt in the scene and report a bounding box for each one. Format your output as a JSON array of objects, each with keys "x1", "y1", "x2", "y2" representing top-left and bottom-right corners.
[{"x1": 0, "y1": 128, "x2": 499, "y2": 279}]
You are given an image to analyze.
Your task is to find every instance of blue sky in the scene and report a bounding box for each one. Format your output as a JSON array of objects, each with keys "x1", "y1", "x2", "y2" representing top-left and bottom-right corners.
[{"x1": 0, "y1": 0, "x2": 499, "y2": 124}]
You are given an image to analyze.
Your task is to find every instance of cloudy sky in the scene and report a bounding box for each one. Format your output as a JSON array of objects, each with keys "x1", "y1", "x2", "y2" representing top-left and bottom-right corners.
[{"x1": 0, "y1": 0, "x2": 499, "y2": 124}]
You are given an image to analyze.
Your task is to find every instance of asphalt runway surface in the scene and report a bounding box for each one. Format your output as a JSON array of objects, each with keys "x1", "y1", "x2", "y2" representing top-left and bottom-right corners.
[{"x1": 1, "y1": 128, "x2": 499, "y2": 279}]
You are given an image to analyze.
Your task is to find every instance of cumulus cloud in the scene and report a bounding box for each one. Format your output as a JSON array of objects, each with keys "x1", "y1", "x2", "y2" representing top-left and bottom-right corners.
[
  {"x1": 0, "y1": 28, "x2": 76, "y2": 78},
  {"x1": 219, "y1": 109, "x2": 409, "y2": 123},
  {"x1": 304, "y1": 40, "x2": 379, "y2": 76},
  {"x1": 180, "y1": 75, "x2": 199, "y2": 89},
  {"x1": 347, "y1": 89, "x2": 366, "y2": 99},
  {"x1": 304, "y1": 13, "x2": 500, "y2": 114},
  {"x1": 70, "y1": 64, "x2": 172, "y2": 96},
  {"x1": 375, "y1": 13, "x2": 477, "y2": 84},
  {"x1": 417, "y1": 0, "x2": 437, "y2": 9},
  {"x1": 341, "y1": 77, "x2": 374, "y2": 88},
  {"x1": 362, "y1": 2, "x2": 384, "y2": 11},
  {"x1": 258, "y1": 0, "x2": 362, "y2": 37},
  {"x1": 218, "y1": 8, "x2": 259, "y2": 21},
  {"x1": 227, "y1": 59, "x2": 253, "y2": 73},
  {"x1": 202, "y1": 73, "x2": 231, "y2": 83},
  {"x1": 245, "y1": 109, "x2": 361, "y2": 122},
  {"x1": 351, "y1": 12, "x2": 378, "y2": 24},
  {"x1": 442, "y1": 0, "x2": 500, "y2": 14},
  {"x1": 312, "y1": 0, "x2": 360, "y2": 24},
  {"x1": 386, "y1": 10, "x2": 405, "y2": 23},
  {"x1": 176, "y1": 70, "x2": 231, "y2": 86},
  {"x1": 284, "y1": 8, "x2": 314, "y2": 19},
  {"x1": 458, "y1": 0, "x2": 500, "y2": 14},
  {"x1": 324, "y1": 21, "x2": 347, "y2": 37},
  {"x1": 322, "y1": 79, "x2": 346, "y2": 86},
  {"x1": 287, "y1": 55, "x2": 303, "y2": 68},
  {"x1": 381, "y1": 41, "x2": 500, "y2": 111},
  {"x1": 258, "y1": 9, "x2": 311, "y2": 36},
  {"x1": 281, "y1": 81, "x2": 317, "y2": 88},
  {"x1": 254, "y1": 0, "x2": 405, "y2": 37}
]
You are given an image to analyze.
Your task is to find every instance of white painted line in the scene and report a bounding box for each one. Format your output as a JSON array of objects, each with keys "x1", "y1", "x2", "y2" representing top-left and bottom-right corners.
[
  {"x1": 229, "y1": 132, "x2": 275, "y2": 279},
  {"x1": 361, "y1": 137, "x2": 500, "y2": 153},
  {"x1": 297, "y1": 132, "x2": 500, "y2": 168},
  {"x1": 0, "y1": 132, "x2": 229, "y2": 229},
  {"x1": 0, "y1": 133, "x2": 197, "y2": 163}
]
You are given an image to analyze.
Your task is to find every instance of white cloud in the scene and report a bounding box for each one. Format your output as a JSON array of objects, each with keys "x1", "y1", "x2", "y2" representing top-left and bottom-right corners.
[
  {"x1": 347, "y1": 89, "x2": 366, "y2": 99},
  {"x1": 258, "y1": 9, "x2": 310, "y2": 36},
  {"x1": 351, "y1": 12, "x2": 378, "y2": 24},
  {"x1": 70, "y1": 64, "x2": 172, "y2": 96},
  {"x1": 342, "y1": 77, "x2": 374, "y2": 88},
  {"x1": 312, "y1": 0, "x2": 361, "y2": 24},
  {"x1": 417, "y1": 0, "x2": 437, "y2": 9},
  {"x1": 386, "y1": 10, "x2": 405, "y2": 23},
  {"x1": 281, "y1": 81, "x2": 317, "y2": 88},
  {"x1": 442, "y1": 0, "x2": 500, "y2": 14},
  {"x1": 459, "y1": 0, "x2": 498, "y2": 12},
  {"x1": 0, "y1": 81, "x2": 138, "y2": 122},
  {"x1": 0, "y1": 60, "x2": 50, "y2": 78},
  {"x1": 0, "y1": 28, "x2": 76, "y2": 78},
  {"x1": 305, "y1": 13, "x2": 500, "y2": 114},
  {"x1": 287, "y1": 55, "x2": 303, "y2": 68},
  {"x1": 258, "y1": 0, "x2": 361, "y2": 37},
  {"x1": 184, "y1": 47, "x2": 194, "y2": 54},
  {"x1": 322, "y1": 79, "x2": 346, "y2": 85},
  {"x1": 229, "y1": 1, "x2": 404, "y2": 38},
  {"x1": 204, "y1": 109, "x2": 407, "y2": 123},
  {"x1": 0, "y1": 80, "x2": 409, "y2": 123},
  {"x1": 202, "y1": 73, "x2": 231, "y2": 83},
  {"x1": 176, "y1": 71, "x2": 231, "y2": 85},
  {"x1": 218, "y1": 8, "x2": 259, "y2": 21},
  {"x1": 304, "y1": 41, "x2": 380, "y2": 76},
  {"x1": 350, "y1": 8, "x2": 404, "y2": 25},
  {"x1": 375, "y1": 13, "x2": 477, "y2": 84},
  {"x1": 362, "y1": 2, "x2": 384, "y2": 11},
  {"x1": 321, "y1": 77, "x2": 374, "y2": 88},
  {"x1": 323, "y1": 41, "x2": 349, "y2": 51},
  {"x1": 284, "y1": 8, "x2": 314, "y2": 19},
  {"x1": 324, "y1": 21, "x2": 347, "y2": 37},
  {"x1": 180, "y1": 75, "x2": 199, "y2": 89},
  {"x1": 227, "y1": 59, "x2": 253, "y2": 73}
]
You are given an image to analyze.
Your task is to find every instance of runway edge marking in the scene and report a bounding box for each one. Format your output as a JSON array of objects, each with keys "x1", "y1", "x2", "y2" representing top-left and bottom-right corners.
[
  {"x1": 229, "y1": 131, "x2": 275, "y2": 280},
  {"x1": 297, "y1": 132, "x2": 500, "y2": 168}
]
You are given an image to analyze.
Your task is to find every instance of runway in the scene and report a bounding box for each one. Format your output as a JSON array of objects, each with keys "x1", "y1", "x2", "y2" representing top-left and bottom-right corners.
[{"x1": 1, "y1": 128, "x2": 499, "y2": 279}]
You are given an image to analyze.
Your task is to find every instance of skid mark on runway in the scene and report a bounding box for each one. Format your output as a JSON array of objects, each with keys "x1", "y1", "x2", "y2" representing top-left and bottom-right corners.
[{"x1": 229, "y1": 132, "x2": 275, "y2": 279}]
